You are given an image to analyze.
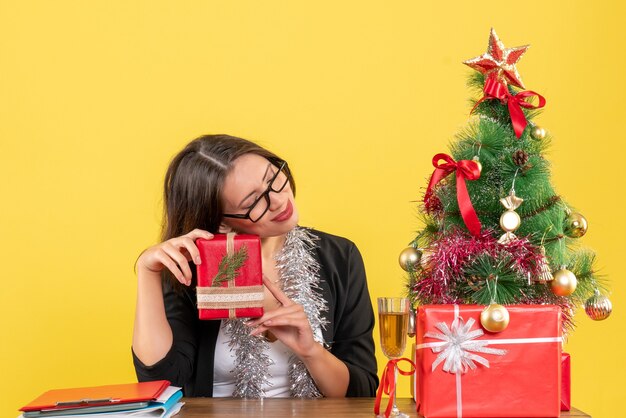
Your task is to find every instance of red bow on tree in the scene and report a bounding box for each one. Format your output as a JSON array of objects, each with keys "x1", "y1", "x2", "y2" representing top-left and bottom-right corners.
[
  {"x1": 424, "y1": 153, "x2": 482, "y2": 237},
  {"x1": 473, "y1": 75, "x2": 546, "y2": 138}
]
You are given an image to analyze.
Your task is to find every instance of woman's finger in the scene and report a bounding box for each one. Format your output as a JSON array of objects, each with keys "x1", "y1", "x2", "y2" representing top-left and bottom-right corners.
[
  {"x1": 262, "y1": 275, "x2": 293, "y2": 307},
  {"x1": 175, "y1": 236, "x2": 203, "y2": 265},
  {"x1": 186, "y1": 229, "x2": 214, "y2": 241},
  {"x1": 261, "y1": 315, "x2": 309, "y2": 328},
  {"x1": 249, "y1": 324, "x2": 269, "y2": 336},
  {"x1": 155, "y1": 249, "x2": 188, "y2": 285},
  {"x1": 249, "y1": 314, "x2": 311, "y2": 336},
  {"x1": 162, "y1": 242, "x2": 193, "y2": 282},
  {"x1": 246, "y1": 304, "x2": 303, "y2": 327},
  {"x1": 177, "y1": 229, "x2": 212, "y2": 265}
]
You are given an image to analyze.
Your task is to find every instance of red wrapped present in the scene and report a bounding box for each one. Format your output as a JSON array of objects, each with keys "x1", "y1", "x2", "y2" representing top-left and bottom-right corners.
[
  {"x1": 196, "y1": 233, "x2": 264, "y2": 320},
  {"x1": 561, "y1": 352, "x2": 571, "y2": 411},
  {"x1": 415, "y1": 304, "x2": 562, "y2": 418}
]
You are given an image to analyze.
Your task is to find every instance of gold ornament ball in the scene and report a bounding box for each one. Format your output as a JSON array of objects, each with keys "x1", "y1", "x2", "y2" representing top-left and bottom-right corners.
[
  {"x1": 531, "y1": 126, "x2": 546, "y2": 140},
  {"x1": 564, "y1": 212, "x2": 588, "y2": 238},
  {"x1": 551, "y1": 269, "x2": 578, "y2": 296},
  {"x1": 585, "y1": 291, "x2": 612, "y2": 321},
  {"x1": 480, "y1": 304, "x2": 510, "y2": 333},
  {"x1": 500, "y1": 210, "x2": 521, "y2": 232},
  {"x1": 399, "y1": 246, "x2": 422, "y2": 271},
  {"x1": 472, "y1": 156, "x2": 482, "y2": 174}
]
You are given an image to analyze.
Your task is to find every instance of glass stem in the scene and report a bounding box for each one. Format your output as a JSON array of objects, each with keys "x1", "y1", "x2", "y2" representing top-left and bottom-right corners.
[{"x1": 391, "y1": 363, "x2": 399, "y2": 415}]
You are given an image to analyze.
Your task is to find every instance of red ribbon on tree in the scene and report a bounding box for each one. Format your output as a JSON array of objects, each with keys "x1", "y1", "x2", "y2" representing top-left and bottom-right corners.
[
  {"x1": 424, "y1": 153, "x2": 482, "y2": 237},
  {"x1": 472, "y1": 76, "x2": 546, "y2": 138},
  {"x1": 374, "y1": 357, "x2": 416, "y2": 418}
]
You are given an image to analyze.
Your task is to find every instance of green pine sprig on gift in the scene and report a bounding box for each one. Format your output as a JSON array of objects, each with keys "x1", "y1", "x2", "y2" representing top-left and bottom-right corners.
[{"x1": 212, "y1": 244, "x2": 248, "y2": 287}]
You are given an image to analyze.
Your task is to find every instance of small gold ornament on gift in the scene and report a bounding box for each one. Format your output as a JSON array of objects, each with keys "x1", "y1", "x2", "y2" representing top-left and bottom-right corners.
[
  {"x1": 584, "y1": 290, "x2": 612, "y2": 321},
  {"x1": 551, "y1": 267, "x2": 578, "y2": 296},
  {"x1": 530, "y1": 125, "x2": 546, "y2": 140},
  {"x1": 480, "y1": 303, "x2": 510, "y2": 333},
  {"x1": 498, "y1": 190, "x2": 524, "y2": 244},
  {"x1": 535, "y1": 246, "x2": 554, "y2": 283},
  {"x1": 564, "y1": 212, "x2": 588, "y2": 238},
  {"x1": 399, "y1": 246, "x2": 422, "y2": 271}
]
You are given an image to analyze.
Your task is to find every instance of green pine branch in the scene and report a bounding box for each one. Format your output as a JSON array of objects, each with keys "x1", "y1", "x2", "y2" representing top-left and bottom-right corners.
[
  {"x1": 454, "y1": 253, "x2": 528, "y2": 305},
  {"x1": 212, "y1": 244, "x2": 249, "y2": 287}
]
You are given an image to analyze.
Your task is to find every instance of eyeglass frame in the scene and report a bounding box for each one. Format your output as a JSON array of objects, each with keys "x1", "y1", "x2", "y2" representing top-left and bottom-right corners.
[{"x1": 222, "y1": 160, "x2": 291, "y2": 223}]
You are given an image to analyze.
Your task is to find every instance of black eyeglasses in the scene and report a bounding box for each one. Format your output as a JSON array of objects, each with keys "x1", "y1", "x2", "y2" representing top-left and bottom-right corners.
[{"x1": 222, "y1": 161, "x2": 290, "y2": 223}]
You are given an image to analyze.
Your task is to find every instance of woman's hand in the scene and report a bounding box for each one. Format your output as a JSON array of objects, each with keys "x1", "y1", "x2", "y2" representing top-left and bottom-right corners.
[
  {"x1": 246, "y1": 276, "x2": 320, "y2": 359},
  {"x1": 136, "y1": 229, "x2": 214, "y2": 286}
]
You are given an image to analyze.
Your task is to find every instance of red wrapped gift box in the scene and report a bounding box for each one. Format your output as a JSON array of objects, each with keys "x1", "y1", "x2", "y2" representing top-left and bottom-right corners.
[
  {"x1": 196, "y1": 233, "x2": 263, "y2": 320},
  {"x1": 415, "y1": 304, "x2": 562, "y2": 418},
  {"x1": 561, "y1": 352, "x2": 571, "y2": 411}
]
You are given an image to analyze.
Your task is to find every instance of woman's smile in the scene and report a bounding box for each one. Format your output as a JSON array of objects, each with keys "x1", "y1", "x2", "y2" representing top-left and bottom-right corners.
[{"x1": 271, "y1": 200, "x2": 294, "y2": 222}]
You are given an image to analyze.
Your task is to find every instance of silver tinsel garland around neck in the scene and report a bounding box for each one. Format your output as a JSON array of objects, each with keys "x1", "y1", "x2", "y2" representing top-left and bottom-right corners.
[{"x1": 223, "y1": 226, "x2": 328, "y2": 398}]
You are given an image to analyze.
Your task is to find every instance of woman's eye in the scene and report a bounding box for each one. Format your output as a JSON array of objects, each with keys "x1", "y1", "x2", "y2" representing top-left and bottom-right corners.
[{"x1": 244, "y1": 199, "x2": 257, "y2": 210}]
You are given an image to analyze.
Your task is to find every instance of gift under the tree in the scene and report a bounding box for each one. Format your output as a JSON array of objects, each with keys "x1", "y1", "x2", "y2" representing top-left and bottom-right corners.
[
  {"x1": 196, "y1": 233, "x2": 264, "y2": 320},
  {"x1": 561, "y1": 352, "x2": 571, "y2": 411},
  {"x1": 414, "y1": 304, "x2": 562, "y2": 418}
]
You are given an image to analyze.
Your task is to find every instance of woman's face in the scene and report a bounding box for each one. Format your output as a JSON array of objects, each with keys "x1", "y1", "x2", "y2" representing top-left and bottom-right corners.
[{"x1": 220, "y1": 153, "x2": 299, "y2": 238}]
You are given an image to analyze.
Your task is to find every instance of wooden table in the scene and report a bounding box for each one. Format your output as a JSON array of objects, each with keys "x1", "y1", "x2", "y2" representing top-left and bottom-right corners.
[{"x1": 177, "y1": 397, "x2": 590, "y2": 417}]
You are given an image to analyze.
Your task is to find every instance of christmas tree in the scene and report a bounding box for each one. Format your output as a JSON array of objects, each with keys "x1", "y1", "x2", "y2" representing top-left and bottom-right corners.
[{"x1": 402, "y1": 28, "x2": 612, "y2": 333}]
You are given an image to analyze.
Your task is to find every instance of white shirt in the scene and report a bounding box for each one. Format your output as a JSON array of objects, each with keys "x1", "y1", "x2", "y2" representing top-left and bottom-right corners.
[{"x1": 213, "y1": 320, "x2": 293, "y2": 397}]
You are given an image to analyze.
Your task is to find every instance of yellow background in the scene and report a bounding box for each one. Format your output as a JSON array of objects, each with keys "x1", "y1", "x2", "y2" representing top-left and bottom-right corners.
[{"x1": 1, "y1": 1, "x2": 624, "y2": 417}]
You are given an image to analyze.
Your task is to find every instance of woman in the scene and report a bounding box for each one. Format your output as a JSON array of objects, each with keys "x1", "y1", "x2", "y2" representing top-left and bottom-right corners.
[{"x1": 132, "y1": 134, "x2": 378, "y2": 398}]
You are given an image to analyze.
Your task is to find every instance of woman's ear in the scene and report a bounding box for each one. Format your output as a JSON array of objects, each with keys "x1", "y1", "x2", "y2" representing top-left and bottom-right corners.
[{"x1": 218, "y1": 223, "x2": 233, "y2": 234}]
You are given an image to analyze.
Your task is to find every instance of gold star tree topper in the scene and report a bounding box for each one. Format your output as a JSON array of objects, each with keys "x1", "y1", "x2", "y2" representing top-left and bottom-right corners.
[{"x1": 463, "y1": 28, "x2": 529, "y2": 89}]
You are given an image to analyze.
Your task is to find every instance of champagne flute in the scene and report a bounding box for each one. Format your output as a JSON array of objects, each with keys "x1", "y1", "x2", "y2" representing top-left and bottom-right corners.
[{"x1": 378, "y1": 297, "x2": 410, "y2": 418}]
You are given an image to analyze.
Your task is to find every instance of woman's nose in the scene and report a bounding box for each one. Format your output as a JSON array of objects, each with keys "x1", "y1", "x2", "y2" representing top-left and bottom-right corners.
[{"x1": 268, "y1": 190, "x2": 286, "y2": 211}]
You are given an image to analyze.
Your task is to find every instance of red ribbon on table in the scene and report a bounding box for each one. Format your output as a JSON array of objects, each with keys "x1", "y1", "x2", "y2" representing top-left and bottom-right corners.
[
  {"x1": 374, "y1": 357, "x2": 416, "y2": 418},
  {"x1": 472, "y1": 76, "x2": 546, "y2": 138},
  {"x1": 424, "y1": 153, "x2": 482, "y2": 237}
]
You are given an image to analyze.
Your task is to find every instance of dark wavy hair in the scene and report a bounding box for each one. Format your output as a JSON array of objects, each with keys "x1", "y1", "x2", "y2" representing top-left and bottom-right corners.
[{"x1": 161, "y1": 134, "x2": 295, "y2": 242}]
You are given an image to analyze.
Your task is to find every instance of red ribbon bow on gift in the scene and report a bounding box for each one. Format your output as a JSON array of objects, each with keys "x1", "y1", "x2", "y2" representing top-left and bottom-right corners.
[
  {"x1": 374, "y1": 358, "x2": 416, "y2": 418},
  {"x1": 472, "y1": 76, "x2": 546, "y2": 138},
  {"x1": 424, "y1": 153, "x2": 482, "y2": 237}
]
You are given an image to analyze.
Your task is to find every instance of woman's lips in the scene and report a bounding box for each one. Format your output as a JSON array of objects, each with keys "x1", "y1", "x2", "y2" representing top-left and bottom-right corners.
[{"x1": 272, "y1": 200, "x2": 293, "y2": 222}]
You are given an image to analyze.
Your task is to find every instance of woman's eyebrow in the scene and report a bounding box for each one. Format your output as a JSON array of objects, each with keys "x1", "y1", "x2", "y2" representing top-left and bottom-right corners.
[{"x1": 237, "y1": 162, "x2": 273, "y2": 207}]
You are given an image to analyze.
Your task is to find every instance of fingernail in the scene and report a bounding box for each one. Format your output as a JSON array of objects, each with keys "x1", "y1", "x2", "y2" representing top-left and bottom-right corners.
[{"x1": 195, "y1": 257, "x2": 202, "y2": 264}]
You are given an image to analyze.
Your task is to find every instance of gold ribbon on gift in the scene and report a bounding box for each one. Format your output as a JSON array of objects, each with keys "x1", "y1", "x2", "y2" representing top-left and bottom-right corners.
[{"x1": 197, "y1": 232, "x2": 264, "y2": 319}]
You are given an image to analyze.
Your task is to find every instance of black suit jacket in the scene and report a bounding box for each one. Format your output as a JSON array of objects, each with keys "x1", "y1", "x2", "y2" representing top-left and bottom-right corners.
[{"x1": 132, "y1": 229, "x2": 378, "y2": 397}]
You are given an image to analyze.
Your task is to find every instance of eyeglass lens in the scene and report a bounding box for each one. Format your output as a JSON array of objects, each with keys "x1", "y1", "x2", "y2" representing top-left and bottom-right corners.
[{"x1": 248, "y1": 165, "x2": 289, "y2": 222}]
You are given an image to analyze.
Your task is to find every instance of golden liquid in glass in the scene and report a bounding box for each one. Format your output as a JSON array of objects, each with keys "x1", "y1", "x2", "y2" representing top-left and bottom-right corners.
[{"x1": 379, "y1": 312, "x2": 408, "y2": 358}]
